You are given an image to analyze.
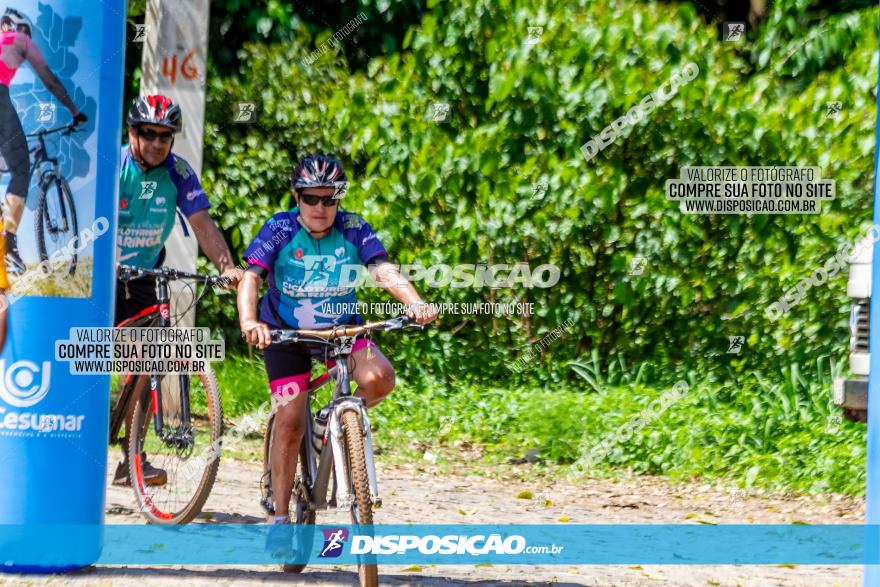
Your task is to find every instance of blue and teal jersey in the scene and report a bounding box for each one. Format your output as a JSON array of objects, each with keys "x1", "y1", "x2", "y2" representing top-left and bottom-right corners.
[
  {"x1": 117, "y1": 146, "x2": 210, "y2": 268},
  {"x1": 243, "y1": 209, "x2": 388, "y2": 329}
]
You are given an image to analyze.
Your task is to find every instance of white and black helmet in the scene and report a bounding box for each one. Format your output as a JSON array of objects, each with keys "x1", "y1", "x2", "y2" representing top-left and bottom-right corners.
[
  {"x1": 291, "y1": 154, "x2": 348, "y2": 195},
  {"x1": 2, "y1": 8, "x2": 34, "y2": 38}
]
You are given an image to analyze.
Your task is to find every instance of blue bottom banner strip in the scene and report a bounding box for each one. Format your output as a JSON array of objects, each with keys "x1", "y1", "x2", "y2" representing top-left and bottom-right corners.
[{"x1": 0, "y1": 524, "x2": 877, "y2": 567}]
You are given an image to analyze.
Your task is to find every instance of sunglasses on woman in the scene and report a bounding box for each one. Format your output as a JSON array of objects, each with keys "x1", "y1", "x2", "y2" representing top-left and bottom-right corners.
[
  {"x1": 299, "y1": 193, "x2": 339, "y2": 207},
  {"x1": 137, "y1": 127, "x2": 174, "y2": 144}
]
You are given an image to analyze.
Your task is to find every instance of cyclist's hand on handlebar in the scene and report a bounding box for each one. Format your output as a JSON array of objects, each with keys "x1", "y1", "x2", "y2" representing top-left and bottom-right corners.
[
  {"x1": 406, "y1": 301, "x2": 438, "y2": 325},
  {"x1": 117, "y1": 265, "x2": 140, "y2": 281},
  {"x1": 241, "y1": 319, "x2": 271, "y2": 349},
  {"x1": 219, "y1": 267, "x2": 243, "y2": 290},
  {"x1": 72, "y1": 112, "x2": 88, "y2": 129}
]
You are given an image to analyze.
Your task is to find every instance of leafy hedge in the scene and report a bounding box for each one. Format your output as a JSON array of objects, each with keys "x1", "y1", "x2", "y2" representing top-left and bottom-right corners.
[{"x1": 197, "y1": 0, "x2": 878, "y2": 388}]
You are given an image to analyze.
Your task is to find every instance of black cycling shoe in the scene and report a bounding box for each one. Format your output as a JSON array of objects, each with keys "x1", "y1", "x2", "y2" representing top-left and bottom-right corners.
[
  {"x1": 112, "y1": 455, "x2": 167, "y2": 487},
  {"x1": 4, "y1": 233, "x2": 25, "y2": 275}
]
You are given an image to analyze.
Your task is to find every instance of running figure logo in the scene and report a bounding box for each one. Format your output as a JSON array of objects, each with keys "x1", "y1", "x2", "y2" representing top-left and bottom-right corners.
[
  {"x1": 301, "y1": 255, "x2": 336, "y2": 289},
  {"x1": 629, "y1": 256, "x2": 647, "y2": 276},
  {"x1": 318, "y1": 528, "x2": 349, "y2": 558},
  {"x1": 826, "y1": 101, "x2": 842, "y2": 119},
  {"x1": 532, "y1": 181, "x2": 547, "y2": 200},
  {"x1": 430, "y1": 103, "x2": 450, "y2": 122},
  {"x1": 727, "y1": 336, "x2": 744, "y2": 354},
  {"x1": 723, "y1": 22, "x2": 745, "y2": 42},
  {"x1": 140, "y1": 181, "x2": 157, "y2": 199},
  {"x1": 37, "y1": 103, "x2": 56, "y2": 123},
  {"x1": 235, "y1": 102, "x2": 256, "y2": 123},
  {"x1": 525, "y1": 26, "x2": 543, "y2": 45},
  {"x1": 132, "y1": 24, "x2": 148, "y2": 42}
]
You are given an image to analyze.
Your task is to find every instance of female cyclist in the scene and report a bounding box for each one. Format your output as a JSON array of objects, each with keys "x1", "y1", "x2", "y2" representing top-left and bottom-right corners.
[
  {"x1": 237, "y1": 154, "x2": 437, "y2": 529},
  {"x1": 1, "y1": 7, "x2": 87, "y2": 273}
]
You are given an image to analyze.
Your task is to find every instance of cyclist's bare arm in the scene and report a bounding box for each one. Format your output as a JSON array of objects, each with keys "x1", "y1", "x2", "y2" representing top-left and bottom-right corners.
[
  {"x1": 237, "y1": 269, "x2": 270, "y2": 348},
  {"x1": 187, "y1": 210, "x2": 242, "y2": 288},
  {"x1": 369, "y1": 261, "x2": 438, "y2": 324},
  {"x1": 31, "y1": 65, "x2": 79, "y2": 116}
]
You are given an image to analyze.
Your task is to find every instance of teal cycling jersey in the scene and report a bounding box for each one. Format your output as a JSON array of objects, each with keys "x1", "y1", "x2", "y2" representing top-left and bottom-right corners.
[
  {"x1": 117, "y1": 146, "x2": 210, "y2": 268},
  {"x1": 244, "y1": 208, "x2": 388, "y2": 329}
]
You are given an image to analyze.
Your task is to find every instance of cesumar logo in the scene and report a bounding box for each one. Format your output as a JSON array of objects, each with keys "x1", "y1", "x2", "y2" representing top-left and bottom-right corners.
[
  {"x1": 318, "y1": 528, "x2": 348, "y2": 558},
  {"x1": 0, "y1": 360, "x2": 51, "y2": 408},
  {"x1": 0, "y1": 360, "x2": 85, "y2": 434}
]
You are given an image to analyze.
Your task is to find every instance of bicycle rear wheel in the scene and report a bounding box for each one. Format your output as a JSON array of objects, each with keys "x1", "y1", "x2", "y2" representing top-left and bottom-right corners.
[
  {"x1": 128, "y1": 367, "x2": 223, "y2": 524},
  {"x1": 262, "y1": 414, "x2": 316, "y2": 573},
  {"x1": 341, "y1": 410, "x2": 378, "y2": 587},
  {"x1": 35, "y1": 174, "x2": 78, "y2": 276}
]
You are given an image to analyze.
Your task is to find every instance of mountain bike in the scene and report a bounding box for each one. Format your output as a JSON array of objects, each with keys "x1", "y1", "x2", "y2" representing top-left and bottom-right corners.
[
  {"x1": 258, "y1": 316, "x2": 424, "y2": 586},
  {"x1": 27, "y1": 123, "x2": 81, "y2": 275},
  {"x1": 110, "y1": 264, "x2": 226, "y2": 524}
]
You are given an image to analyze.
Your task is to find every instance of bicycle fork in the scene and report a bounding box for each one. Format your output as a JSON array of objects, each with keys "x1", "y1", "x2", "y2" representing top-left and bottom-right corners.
[
  {"x1": 150, "y1": 373, "x2": 193, "y2": 443},
  {"x1": 148, "y1": 294, "x2": 193, "y2": 444},
  {"x1": 328, "y1": 401, "x2": 379, "y2": 507},
  {"x1": 41, "y1": 168, "x2": 70, "y2": 233},
  {"x1": 327, "y1": 399, "x2": 380, "y2": 509}
]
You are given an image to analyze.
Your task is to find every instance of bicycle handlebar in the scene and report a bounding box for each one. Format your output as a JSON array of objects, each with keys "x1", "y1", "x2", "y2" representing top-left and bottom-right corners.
[
  {"x1": 263, "y1": 316, "x2": 424, "y2": 346},
  {"x1": 117, "y1": 264, "x2": 229, "y2": 287},
  {"x1": 26, "y1": 122, "x2": 81, "y2": 139}
]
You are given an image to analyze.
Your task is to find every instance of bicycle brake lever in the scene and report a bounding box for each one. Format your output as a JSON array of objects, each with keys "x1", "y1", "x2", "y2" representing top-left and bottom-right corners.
[{"x1": 398, "y1": 315, "x2": 427, "y2": 329}]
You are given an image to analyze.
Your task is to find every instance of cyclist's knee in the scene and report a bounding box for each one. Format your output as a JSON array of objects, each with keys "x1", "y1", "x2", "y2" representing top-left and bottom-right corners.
[
  {"x1": 364, "y1": 366, "x2": 395, "y2": 399},
  {"x1": 273, "y1": 409, "x2": 307, "y2": 442}
]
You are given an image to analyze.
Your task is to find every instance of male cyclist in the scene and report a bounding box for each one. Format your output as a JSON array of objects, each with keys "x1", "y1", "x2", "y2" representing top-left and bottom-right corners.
[
  {"x1": 112, "y1": 95, "x2": 242, "y2": 486},
  {"x1": 1, "y1": 8, "x2": 87, "y2": 273},
  {"x1": 238, "y1": 154, "x2": 437, "y2": 528}
]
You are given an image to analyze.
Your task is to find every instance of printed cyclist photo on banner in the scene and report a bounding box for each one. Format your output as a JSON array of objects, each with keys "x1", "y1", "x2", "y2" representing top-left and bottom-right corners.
[{"x1": 0, "y1": 2, "x2": 95, "y2": 299}]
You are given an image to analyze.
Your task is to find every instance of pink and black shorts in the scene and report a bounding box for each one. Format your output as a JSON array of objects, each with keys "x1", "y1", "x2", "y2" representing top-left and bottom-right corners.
[{"x1": 263, "y1": 338, "x2": 378, "y2": 399}]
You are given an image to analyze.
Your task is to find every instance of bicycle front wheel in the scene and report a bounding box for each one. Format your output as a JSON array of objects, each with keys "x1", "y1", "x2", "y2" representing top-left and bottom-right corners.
[
  {"x1": 342, "y1": 410, "x2": 378, "y2": 587},
  {"x1": 128, "y1": 367, "x2": 223, "y2": 524},
  {"x1": 35, "y1": 175, "x2": 78, "y2": 276}
]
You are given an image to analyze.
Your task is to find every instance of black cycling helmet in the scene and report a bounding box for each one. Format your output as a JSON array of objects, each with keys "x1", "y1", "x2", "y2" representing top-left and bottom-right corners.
[
  {"x1": 291, "y1": 154, "x2": 348, "y2": 195},
  {"x1": 2, "y1": 8, "x2": 33, "y2": 38},
  {"x1": 127, "y1": 95, "x2": 183, "y2": 133}
]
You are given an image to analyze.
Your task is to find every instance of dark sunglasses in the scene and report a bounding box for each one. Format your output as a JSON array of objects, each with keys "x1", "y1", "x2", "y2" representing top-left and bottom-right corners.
[
  {"x1": 137, "y1": 127, "x2": 174, "y2": 144},
  {"x1": 299, "y1": 193, "x2": 339, "y2": 207}
]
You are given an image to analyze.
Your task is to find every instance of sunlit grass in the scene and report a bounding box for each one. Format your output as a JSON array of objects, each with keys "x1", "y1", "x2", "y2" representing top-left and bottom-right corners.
[{"x1": 214, "y1": 352, "x2": 864, "y2": 495}]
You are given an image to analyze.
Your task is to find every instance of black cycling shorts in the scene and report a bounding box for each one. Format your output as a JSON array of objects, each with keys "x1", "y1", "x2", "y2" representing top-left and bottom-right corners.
[
  {"x1": 0, "y1": 84, "x2": 30, "y2": 197},
  {"x1": 114, "y1": 248, "x2": 166, "y2": 324},
  {"x1": 262, "y1": 337, "x2": 378, "y2": 397}
]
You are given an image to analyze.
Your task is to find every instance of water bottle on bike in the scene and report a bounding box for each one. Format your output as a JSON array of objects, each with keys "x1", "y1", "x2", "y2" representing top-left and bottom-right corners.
[{"x1": 311, "y1": 403, "x2": 332, "y2": 452}]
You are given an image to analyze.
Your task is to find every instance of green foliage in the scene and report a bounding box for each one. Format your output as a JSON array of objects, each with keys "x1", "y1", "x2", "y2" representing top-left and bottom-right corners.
[
  {"x1": 212, "y1": 350, "x2": 863, "y2": 494},
  {"x1": 206, "y1": 0, "x2": 427, "y2": 72},
  {"x1": 189, "y1": 0, "x2": 874, "y2": 494},
  {"x1": 201, "y1": 0, "x2": 878, "y2": 387},
  {"x1": 373, "y1": 356, "x2": 864, "y2": 494},
  {"x1": 211, "y1": 352, "x2": 268, "y2": 416}
]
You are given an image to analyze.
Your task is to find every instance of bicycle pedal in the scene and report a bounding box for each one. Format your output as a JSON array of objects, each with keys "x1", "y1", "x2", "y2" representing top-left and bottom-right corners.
[{"x1": 260, "y1": 497, "x2": 276, "y2": 515}]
